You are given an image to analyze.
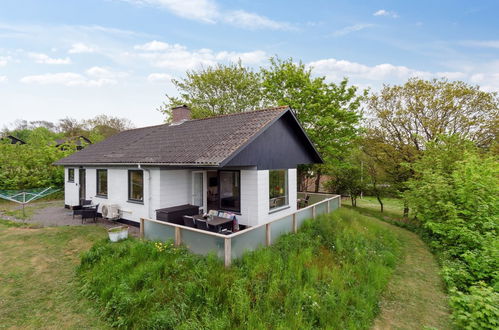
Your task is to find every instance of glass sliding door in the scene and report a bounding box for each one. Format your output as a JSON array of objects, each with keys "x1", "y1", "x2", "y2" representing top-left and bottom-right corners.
[{"x1": 219, "y1": 170, "x2": 240, "y2": 212}]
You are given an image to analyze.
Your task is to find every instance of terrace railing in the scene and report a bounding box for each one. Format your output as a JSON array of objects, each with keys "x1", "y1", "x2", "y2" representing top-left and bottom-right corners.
[{"x1": 140, "y1": 193, "x2": 341, "y2": 267}]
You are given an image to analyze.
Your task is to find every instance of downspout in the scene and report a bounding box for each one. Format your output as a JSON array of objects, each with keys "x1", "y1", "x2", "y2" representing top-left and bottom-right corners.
[{"x1": 138, "y1": 164, "x2": 152, "y2": 218}]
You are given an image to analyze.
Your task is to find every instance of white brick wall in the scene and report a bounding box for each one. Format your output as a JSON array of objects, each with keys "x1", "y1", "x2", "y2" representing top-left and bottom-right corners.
[
  {"x1": 64, "y1": 166, "x2": 159, "y2": 223},
  {"x1": 63, "y1": 166, "x2": 298, "y2": 226},
  {"x1": 240, "y1": 169, "x2": 259, "y2": 227},
  {"x1": 159, "y1": 169, "x2": 191, "y2": 208},
  {"x1": 256, "y1": 168, "x2": 298, "y2": 224}
]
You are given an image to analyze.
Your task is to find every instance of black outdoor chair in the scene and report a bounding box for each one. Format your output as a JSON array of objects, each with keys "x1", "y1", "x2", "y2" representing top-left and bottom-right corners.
[
  {"x1": 298, "y1": 195, "x2": 310, "y2": 208},
  {"x1": 195, "y1": 219, "x2": 209, "y2": 230},
  {"x1": 183, "y1": 215, "x2": 196, "y2": 228},
  {"x1": 73, "y1": 199, "x2": 92, "y2": 218},
  {"x1": 81, "y1": 203, "x2": 99, "y2": 223}
]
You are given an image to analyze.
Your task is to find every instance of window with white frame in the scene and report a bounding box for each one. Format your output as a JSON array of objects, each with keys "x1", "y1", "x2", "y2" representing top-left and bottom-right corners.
[
  {"x1": 96, "y1": 169, "x2": 108, "y2": 197},
  {"x1": 269, "y1": 169, "x2": 288, "y2": 210}
]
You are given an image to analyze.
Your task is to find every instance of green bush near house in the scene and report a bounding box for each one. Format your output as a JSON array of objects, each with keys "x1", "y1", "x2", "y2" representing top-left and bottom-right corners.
[
  {"x1": 406, "y1": 137, "x2": 499, "y2": 329},
  {"x1": 78, "y1": 208, "x2": 401, "y2": 329}
]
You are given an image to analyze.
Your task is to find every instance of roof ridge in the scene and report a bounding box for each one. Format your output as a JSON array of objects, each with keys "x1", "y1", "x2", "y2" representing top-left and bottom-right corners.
[{"x1": 188, "y1": 105, "x2": 289, "y2": 123}]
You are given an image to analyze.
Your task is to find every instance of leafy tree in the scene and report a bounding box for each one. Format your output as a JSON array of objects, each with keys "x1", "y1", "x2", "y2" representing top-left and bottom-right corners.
[
  {"x1": 261, "y1": 57, "x2": 364, "y2": 192},
  {"x1": 58, "y1": 117, "x2": 87, "y2": 137},
  {"x1": 158, "y1": 62, "x2": 267, "y2": 121},
  {"x1": 365, "y1": 78, "x2": 499, "y2": 216},
  {"x1": 0, "y1": 141, "x2": 77, "y2": 189},
  {"x1": 84, "y1": 115, "x2": 134, "y2": 141}
]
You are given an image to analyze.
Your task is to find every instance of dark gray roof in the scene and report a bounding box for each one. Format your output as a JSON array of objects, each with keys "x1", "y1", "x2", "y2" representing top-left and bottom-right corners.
[{"x1": 55, "y1": 106, "x2": 292, "y2": 166}]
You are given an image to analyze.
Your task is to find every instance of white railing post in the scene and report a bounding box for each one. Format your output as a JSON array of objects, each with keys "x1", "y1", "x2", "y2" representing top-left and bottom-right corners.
[
  {"x1": 266, "y1": 223, "x2": 271, "y2": 246},
  {"x1": 174, "y1": 227, "x2": 182, "y2": 246},
  {"x1": 326, "y1": 200, "x2": 330, "y2": 213},
  {"x1": 312, "y1": 205, "x2": 316, "y2": 219},
  {"x1": 139, "y1": 218, "x2": 144, "y2": 239},
  {"x1": 224, "y1": 238, "x2": 231, "y2": 267},
  {"x1": 292, "y1": 213, "x2": 297, "y2": 233}
]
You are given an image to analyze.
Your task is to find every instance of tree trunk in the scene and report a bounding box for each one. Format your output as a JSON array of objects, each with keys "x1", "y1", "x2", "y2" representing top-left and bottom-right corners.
[
  {"x1": 372, "y1": 180, "x2": 383, "y2": 213},
  {"x1": 351, "y1": 195, "x2": 357, "y2": 207},
  {"x1": 376, "y1": 195, "x2": 384, "y2": 213},
  {"x1": 403, "y1": 200, "x2": 409, "y2": 218},
  {"x1": 314, "y1": 170, "x2": 322, "y2": 193}
]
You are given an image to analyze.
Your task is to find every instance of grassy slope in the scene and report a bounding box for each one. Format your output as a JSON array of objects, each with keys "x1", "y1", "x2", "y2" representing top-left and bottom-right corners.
[
  {"x1": 0, "y1": 220, "x2": 108, "y2": 329},
  {"x1": 343, "y1": 198, "x2": 452, "y2": 330},
  {"x1": 78, "y1": 208, "x2": 402, "y2": 329}
]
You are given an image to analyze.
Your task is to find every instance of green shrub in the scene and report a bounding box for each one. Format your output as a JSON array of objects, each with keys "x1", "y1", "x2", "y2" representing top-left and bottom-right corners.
[
  {"x1": 450, "y1": 283, "x2": 499, "y2": 329},
  {"x1": 406, "y1": 136, "x2": 499, "y2": 328},
  {"x1": 78, "y1": 209, "x2": 401, "y2": 329}
]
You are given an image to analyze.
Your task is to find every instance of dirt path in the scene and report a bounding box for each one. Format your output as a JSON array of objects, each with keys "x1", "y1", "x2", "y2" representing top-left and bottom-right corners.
[{"x1": 372, "y1": 219, "x2": 452, "y2": 330}]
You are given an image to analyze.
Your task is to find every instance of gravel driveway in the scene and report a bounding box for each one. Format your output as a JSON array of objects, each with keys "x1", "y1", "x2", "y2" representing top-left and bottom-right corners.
[{"x1": 1, "y1": 200, "x2": 140, "y2": 237}]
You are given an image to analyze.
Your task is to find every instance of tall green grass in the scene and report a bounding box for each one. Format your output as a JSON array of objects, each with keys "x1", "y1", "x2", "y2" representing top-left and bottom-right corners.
[{"x1": 78, "y1": 208, "x2": 401, "y2": 329}]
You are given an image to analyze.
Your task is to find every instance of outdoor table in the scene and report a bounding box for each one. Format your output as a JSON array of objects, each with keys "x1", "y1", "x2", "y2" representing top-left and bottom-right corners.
[{"x1": 192, "y1": 214, "x2": 233, "y2": 231}]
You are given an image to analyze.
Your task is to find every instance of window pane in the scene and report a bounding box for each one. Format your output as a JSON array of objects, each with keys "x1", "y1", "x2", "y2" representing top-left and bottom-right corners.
[
  {"x1": 129, "y1": 170, "x2": 143, "y2": 201},
  {"x1": 68, "y1": 169, "x2": 74, "y2": 182},
  {"x1": 269, "y1": 169, "x2": 288, "y2": 210},
  {"x1": 219, "y1": 171, "x2": 240, "y2": 212},
  {"x1": 97, "y1": 170, "x2": 108, "y2": 196}
]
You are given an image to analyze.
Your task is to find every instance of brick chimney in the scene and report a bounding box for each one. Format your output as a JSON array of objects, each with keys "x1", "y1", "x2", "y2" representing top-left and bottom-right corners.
[{"x1": 171, "y1": 105, "x2": 191, "y2": 124}]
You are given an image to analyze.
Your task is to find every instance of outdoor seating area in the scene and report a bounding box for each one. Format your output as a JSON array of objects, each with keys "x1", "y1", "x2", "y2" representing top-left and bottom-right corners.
[
  {"x1": 182, "y1": 210, "x2": 238, "y2": 235},
  {"x1": 72, "y1": 199, "x2": 100, "y2": 223},
  {"x1": 141, "y1": 193, "x2": 341, "y2": 267}
]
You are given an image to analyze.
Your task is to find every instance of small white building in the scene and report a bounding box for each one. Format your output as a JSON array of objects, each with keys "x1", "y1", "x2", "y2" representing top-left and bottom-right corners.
[{"x1": 55, "y1": 106, "x2": 322, "y2": 228}]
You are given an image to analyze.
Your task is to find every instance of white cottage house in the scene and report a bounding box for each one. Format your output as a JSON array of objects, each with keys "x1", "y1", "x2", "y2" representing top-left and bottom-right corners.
[{"x1": 55, "y1": 106, "x2": 323, "y2": 228}]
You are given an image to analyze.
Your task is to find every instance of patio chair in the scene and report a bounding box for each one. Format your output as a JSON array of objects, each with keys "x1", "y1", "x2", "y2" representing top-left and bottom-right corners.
[
  {"x1": 73, "y1": 199, "x2": 93, "y2": 218},
  {"x1": 81, "y1": 203, "x2": 99, "y2": 223},
  {"x1": 195, "y1": 219, "x2": 209, "y2": 230},
  {"x1": 183, "y1": 215, "x2": 196, "y2": 228},
  {"x1": 298, "y1": 195, "x2": 310, "y2": 208}
]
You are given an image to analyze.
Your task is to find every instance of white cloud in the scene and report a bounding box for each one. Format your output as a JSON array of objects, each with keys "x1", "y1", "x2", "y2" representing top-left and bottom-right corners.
[
  {"x1": 133, "y1": 41, "x2": 267, "y2": 70},
  {"x1": 147, "y1": 73, "x2": 172, "y2": 82},
  {"x1": 20, "y1": 72, "x2": 116, "y2": 87},
  {"x1": 0, "y1": 56, "x2": 12, "y2": 66},
  {"x1": 86, "y1": 66, "x2": 128, "y2": 79},
  {"x1": 224, "y1": 10, "x2": 294, "y2": 30},
  {"x1": 29, "y1": 52, "x2": 71, "y2": 64},
  {"x1": 333, "y1": 24, "x2": 373, "y2": 37},
  {"x1": 373, "y1": 9, "x2": 399, "y2": 18},
  {"x1": 0, "y1": 76, "x2": 7, "y2": 83},
  {"x1": 460, "y1": 40, "x2": 499, "y2": 49},
  {"x1": 68, "y1": 42, "x2": 95, "y2": 53},
  {"x1": 469, "y1": 72, "x2": 499, "y2": 92},
  {"x1": 308, "y1": 58, "x2": 464, "y2": 82},
  {"x1": 134, "y1": 40, "x2": 179, "y2": 51},
  {"x1": 125, "y1": 0, "x2": 218, "y2": 23},
  {"x1": 122, "y1": 0, "x2": 293, "y2": 30}
]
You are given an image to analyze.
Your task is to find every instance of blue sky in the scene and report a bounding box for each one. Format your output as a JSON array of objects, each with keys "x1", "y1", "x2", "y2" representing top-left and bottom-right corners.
[{"x1": 1, "y1": 0, "x2": 498, "y2": 127}]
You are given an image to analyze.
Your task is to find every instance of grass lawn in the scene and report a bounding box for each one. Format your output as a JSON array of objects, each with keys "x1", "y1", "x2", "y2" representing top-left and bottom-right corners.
[
  {"x1": 343, "y1": 197, "x2": 452, "y2": 329},
  {"x1": 0, "y1": 219, "x2": 108, "y2": 329},
  {"x1": 347, "y1": 196, "x2": 408, "y2": 220}
]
